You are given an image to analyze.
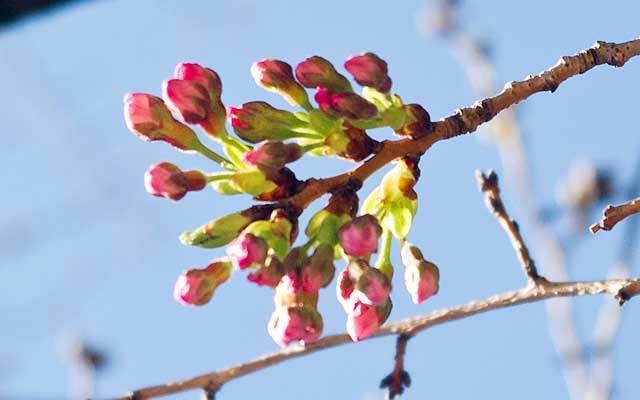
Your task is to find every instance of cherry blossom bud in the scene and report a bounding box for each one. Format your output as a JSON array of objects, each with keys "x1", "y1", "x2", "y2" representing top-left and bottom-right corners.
[
  {"x1": 355, "y1": 267, "x2": 391, "y2": 306},
  {"x1": 123, "y1": 93, "x2": 202, "y2": 151},
  {"x1": 295, "y1": 56, "x2": 352, "y2": 93},
  {"x1": 344, "y1": 52, "x2": 392, "y2": 93},
  {"x1": 300, "y1": 244, "x2": 335, "y2": 292},
  {"x1": 346, "y1": 299, "x2": 391, "y2": 342},
  {"x1": 227, "y1": 101, "x2": 308, "y2": 143},
  {"x1": 253, "y1": 166, "x2": 302, "y2": 202},
  {"x1": 144, "y1": 162, "x2": 206, "y2": 201},
  {"x1": 226, "y1": 232, "x2": 268, "y2": 270},
  {"x1": 251, "y1": 59, "x2": 311, "y2": 109},
  {"x1": 229, "y1": 169, "x2": 277, "y2": 196},
  {"x1": 338, "y1": 214, "x2": 382, "y2": 257},
  {"x1": 394, "y1": 103, "x2": 432, "y2": 139},
  {"x1": 162, "y1": 79, "x2": 210, "y2": 124},
  {"x1": 314, "y1": 87, "x2": 377, "y2": 120},
  {"x1": 179, "y1": 205, "x2": 274, "y2": 248},
  {"x1": 247, "y1": 256, "x2": 285, "y2": 288},
  {"x1": 242, "y1": 141, "x2": 302, "y2": 170},
  {"x1": 404, "y1": 259, "x2": 439, "y2": 304},
  {"x1": 401, "y1": 242, "x2": 440, "y2": 304},
  {"x1": 336, "y1": 268, "x2": 357, "y2": 312},
  {"x1": 268, "y1": 305, "x2": 323, "y2": 346},
  {"x1": 173, "y1": 260, "x2": 232, "y2": 306}
]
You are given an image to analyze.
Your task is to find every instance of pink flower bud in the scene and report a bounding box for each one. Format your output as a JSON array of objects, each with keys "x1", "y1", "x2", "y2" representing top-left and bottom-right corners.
[
  {"x1": 300, "y1": 244, "x2": 335, "y2": 293},
  {"x1": 123, "y1": 93, "x2": 201, "y2": 151},
  {"x1": 268, "y1": 305, "x2": 323, "y2": 346},
  {"x1": 144, "y1": 162, "x2": 206, "y2": 201},
  {"x1": 162, "y1": 79, "x2": 210, "y2": 124},
  {"x1": 338, "y1": 214, "x2": 382, "y2": 257},
  {"x1": 173, "y1": 260, "x2": 232, "y2": 306},
  {"x1": 346, "y1": 300, "x2": 391, "y2": 342},
  {"x1": 295, "y1": 56, "x2": 352, "y2": 93},
  {"x1": 314, "y1": 87, "x2": 377, "y2": 120},
  {"x1": 226, "y1": 232, "x2": 268, "y2": 270},
  {"x1": 174, "y1": 63, "x2": 222, "y2": 99},
  {"x1": 404, "y1": 260, "x2": 439, "y2": 304},
  {"x1": 344, "y1": 52, "x2": 392, "y2": 93},
  {"x1": 241, "y1": 141, "x2": 302, "y2": 169},
  {"x1": 247, "y1": 257, "x2": 285, "y2": 288},
  {"x1": 227, "y1": 101, "x2": 307, "y2": 143},
  {"x1": 251, "y1": 59, "x2": 311, "y2": 109},
  {"x1": 355, "y1": 268, "x2": 391, "y2": 306},
  {"x1": 336, "y1": 269, "x2": 357, "y2": 312},
  {"x1": 400, "y1": 241, "x2": 424, "y2": 270}
]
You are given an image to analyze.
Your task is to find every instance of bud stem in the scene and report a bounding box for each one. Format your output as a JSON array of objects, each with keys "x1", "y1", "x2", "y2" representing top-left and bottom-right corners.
[
  {"x1": 374, "y1": 228, "x2": 393, "y2": 278},
  {"x1": 195, "y1": 143, "x2": 236, "y2": 170},
  {"x1": 301, "y1": 142, "x2": 325, "y2": 153},
  {"x1": 206, "y1": 173, "x2": 235, "y2": 183}
]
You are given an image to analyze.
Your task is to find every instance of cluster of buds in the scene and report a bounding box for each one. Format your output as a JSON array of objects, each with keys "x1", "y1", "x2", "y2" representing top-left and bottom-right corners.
[{"x1": 124, "y1": 53, "x2": 439, "y2": 347}]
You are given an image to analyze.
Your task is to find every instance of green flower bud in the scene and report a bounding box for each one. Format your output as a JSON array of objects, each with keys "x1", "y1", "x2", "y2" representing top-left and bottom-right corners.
[{"x1": 179, "y1": 212, "x2": 252, "y2": 248}]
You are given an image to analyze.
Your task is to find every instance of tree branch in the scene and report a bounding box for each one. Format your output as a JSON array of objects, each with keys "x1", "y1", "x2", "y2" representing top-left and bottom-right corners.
[
  {"x1": 475, "y1": 170, "x2": 543, "y2": 284},
  {"x1": 115, "y1": 278, "x2": 640, "y2": 400},
  {"x1": 287, "y1": 38, "x2": 640, "y2": 213},
  {"x1": 590, "y1": 197, "x2": 640, "y2": 233}
]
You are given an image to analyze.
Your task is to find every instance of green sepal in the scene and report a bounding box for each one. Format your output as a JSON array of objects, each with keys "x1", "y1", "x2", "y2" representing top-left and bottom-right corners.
[{"x1": 179, "y1": 213, "x2": 252, "y2": 248}]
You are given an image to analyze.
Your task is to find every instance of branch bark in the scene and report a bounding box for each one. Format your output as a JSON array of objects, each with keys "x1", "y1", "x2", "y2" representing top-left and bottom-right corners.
[
  {"x1": 590, "y1": 197, "x2": 640, "y2": 233},
  {"x1": 115, "y1": 278, "x2": 640, "y2": 400}
]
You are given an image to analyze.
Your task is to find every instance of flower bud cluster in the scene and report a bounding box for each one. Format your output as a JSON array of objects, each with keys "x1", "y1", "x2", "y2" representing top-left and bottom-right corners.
[{"x1": 124, "y1": 54, "x2": 440, "y2": 347}]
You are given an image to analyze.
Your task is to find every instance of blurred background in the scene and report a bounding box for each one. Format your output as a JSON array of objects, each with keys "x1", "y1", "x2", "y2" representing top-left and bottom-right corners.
[{"x1": 1, "y1": 0, "x2": 639, "y2": 399}]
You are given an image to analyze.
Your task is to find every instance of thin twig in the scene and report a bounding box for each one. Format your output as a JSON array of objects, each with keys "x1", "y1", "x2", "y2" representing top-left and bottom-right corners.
[
  {"x1": 590, "y1": 197, "x2": 640, "y2": 233},
  {"x1": 379, "y1": 334, "x2": 412, "y2": 399},
  {"x1": 475, "y1": 170, "x2": 543, "y2": 284},
  {"x1": 114, "y1": 277, "x2": 640, "y2": 400}
]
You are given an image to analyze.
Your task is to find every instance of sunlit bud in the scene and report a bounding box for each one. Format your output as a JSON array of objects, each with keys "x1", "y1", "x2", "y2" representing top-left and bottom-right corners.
[
  {"x1": 162, "y1": 79, "x2": 210, "y2": 123},
  {"x1": 338, "y1": 214, "x2": 382, "y2": 258},
  {"x1": 394, "y1": 104, "x2": 432, "y2": 139},
  {"x1": 355, "y1": 267, "x2": 391, "y2": 306},
  {"x1": 253, "y1": 166, "x2": 302, "y2": 202},
  {"x1": 173, "y1": 260, "x2": 232, "y2": 306},
  {"x1": 240, "y1": 212, "x2": 293, "y2": 258},
  {"x1": 314, "y1": 87, "x2": 378, "y2": 120},
  {"x1": 123, "y1": 93, "x2": 202, "y2": 152},
  {"x1": 404, "y1": 259, "x2": 439, "y2": 304},
  {"x1": 242, "y1": 141, "x2": 303, "y2": 170},
  {"x1": 346, "y1": 299, "x2": 391, "y2": 342},
  {"x1": 329, "y1": 122, "x2": 376, "y2": 162},
  {"x1": 344, "y1": 52, "x2": 392, "y2": 93},
  {"x1": 247, "y1": 256, "x2": 285, "y2": 288},
  {"x1": 400, "y1": 241, "x2": 424, "y2": 269},
  {"x1": 143, "y1": 162, "x2": 206, "y2": 201},
  {"x1": 229, "y1": 169, "x2": 277, "y2": 196},
  {"x1": 227, "y1": 101, "x2": 308, "y2": 143},
  {"x1": 226, "y1": 232, "x2": 268, "y2": 270},
  {"x1": 179, "y1": 211, "x2": 258, "y2": 248},
  {"x1": 376, "y1": 157, "x2": 420, "y2": 240},
  {"x1": 268, "y1": 305, "x2": 323, "y2": 347},
  {"x1": 295, "y1": 56, "x2": 352, "y2": 92},
  {"x1": 251, "y1": 59, "x2": 312, "y2": 109}
]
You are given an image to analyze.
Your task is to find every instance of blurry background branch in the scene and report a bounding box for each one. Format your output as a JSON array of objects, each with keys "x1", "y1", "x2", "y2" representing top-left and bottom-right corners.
[{"x1": 0, "y1": 0, "x2": 87, "y2": 29}]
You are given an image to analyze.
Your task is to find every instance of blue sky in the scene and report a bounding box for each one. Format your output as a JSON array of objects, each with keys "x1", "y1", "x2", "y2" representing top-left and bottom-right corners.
[{"x1": 1, "y1": 1, "x2": 639, "y2": 399}]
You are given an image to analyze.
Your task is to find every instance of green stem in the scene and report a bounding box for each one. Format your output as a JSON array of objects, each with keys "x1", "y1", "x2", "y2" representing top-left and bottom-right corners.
[
  {"x1": 374, "y1": 228, "x2": 394, "y2": 279},
  {"x1": 205, "y1": 173, "x2": 235, "y2": 183},
  {"x1": 301, "y1": 142, "x2": 325, "y2": 153},
  {"x1": 197, "y1": 144, "x2": 236, "y2": 171}
]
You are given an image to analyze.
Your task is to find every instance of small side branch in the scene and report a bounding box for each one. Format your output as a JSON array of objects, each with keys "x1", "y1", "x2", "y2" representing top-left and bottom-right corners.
[
  {"x1": 590, "y1": 197, "x2": 640, "y2": 233},
  {"x1": 379, "y1": 334, "x2": 412, "y2": 399},
  {"x1": 476, "y1": 170, "x2": 544, "y2": 285}
]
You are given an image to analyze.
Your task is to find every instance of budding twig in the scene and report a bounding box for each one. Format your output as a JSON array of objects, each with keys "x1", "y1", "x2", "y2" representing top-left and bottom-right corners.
[
  {"x1": 379, "y1": 334, "x2": 412, "y2": 399},
  {"x1": 475, "y1": 170, "x2": 544, "y2": 285},
  {"x1": 590, "y1": 197, "x2": 640, "y2": 233}
]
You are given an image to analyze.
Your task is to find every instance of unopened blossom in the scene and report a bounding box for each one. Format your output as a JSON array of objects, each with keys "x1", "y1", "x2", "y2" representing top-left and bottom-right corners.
[
  {"x1": 268, "y1": 305, "x2": 323, "y2": 346},
  {"x1": 173, "y1": 260, "x2": 232, "y2": 306},
  {"x1": 226, "y1": 232, "x2": 268, "y2": 270},
  {"x1": 226, "y1": 101, "x2": 307, "y2": 143},
  {"x1": 338, "y1": 214, "x2": 382, "y2": 257},
  {"x1": 404, "y1": 259, "x2": 439, "y2": 304},
  {"x1": 346, "y1": 300, "x2": 391, "y2": 342},
  {"x1": 314, "y1": 87, "x2": 378, "y2": 120},
  {"x1": 241, "y1": 141, "x2": 302, "y2": 170},
  {"x1": 247, "y1": 257, "x2": 285, "y2": 288},
  {"x1": 162, "y1": 79, "x2": 211, "y2": 123},
  {"x1": 354, "y1": 268, "x2": 391, "y2": 306},
  {"x1": 144, "y1": 162, "x2": 206, "y2": 201},
  {"x1": 300, "y1": 244, "x2": 335, "y2": 293},
  {"x1": 295, "y1": 55, "x2": 352, "y2": 92},
  {"x1": 344, "y1": 52, "x2": 392, "y2": 93},
  {"x1": 395, "y1": 103, "x2": 432, "y2": 139},
  {"x1": 123, "y1": 93, "x2": 202, "y2": 152},
  {"x1": 336, "y1": 269, "x2": 357, "y2": 312},
  {"x1": 251, "y1": 59, "x2": 311, "y2": 109}
]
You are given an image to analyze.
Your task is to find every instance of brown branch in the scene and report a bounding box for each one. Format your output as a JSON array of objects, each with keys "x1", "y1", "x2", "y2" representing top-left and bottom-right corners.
[
  {"x1": 590, "y1": 197, "x2": 640, "y2": 233},
  {"x1": 287, "y1": 38, "x2": 640, "y2": 213},
  {"x1": 114, "y1": 277, "x2": 640, "y2": 400},
  {"x1": 379, "y1": 334, "x2": 412, "y2": 399},
  {"x1": 476, "y1": 170, "x2": 544, "y2": 284}
]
